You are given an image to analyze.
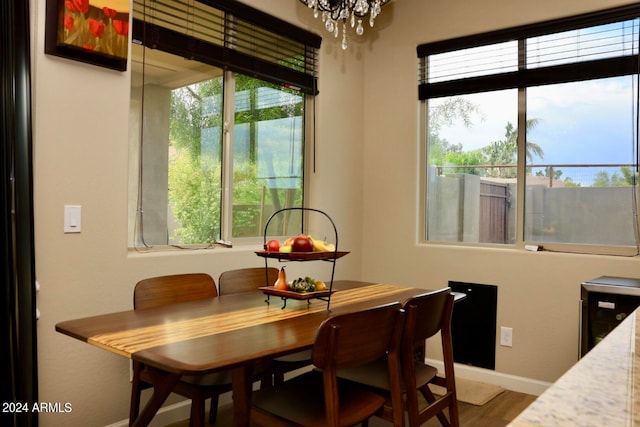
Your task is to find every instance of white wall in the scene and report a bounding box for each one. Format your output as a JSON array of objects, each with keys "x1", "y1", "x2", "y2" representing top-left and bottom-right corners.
[{"x1": 31, "y1": 0, "x2": 639, "y2": 425}]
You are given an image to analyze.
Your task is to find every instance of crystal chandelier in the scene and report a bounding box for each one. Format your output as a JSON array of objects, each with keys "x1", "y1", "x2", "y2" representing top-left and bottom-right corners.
[{"x1": 299, "y1": 0, "x2": 390, "y2": 50}]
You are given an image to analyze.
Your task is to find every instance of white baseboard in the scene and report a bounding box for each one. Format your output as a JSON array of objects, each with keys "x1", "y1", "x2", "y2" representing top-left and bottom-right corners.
[{"x1": 426, "y1": 359, "x2": 551, "y2": 397}]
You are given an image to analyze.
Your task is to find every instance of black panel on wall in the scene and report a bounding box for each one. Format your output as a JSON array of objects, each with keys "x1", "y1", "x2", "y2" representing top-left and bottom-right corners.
[{"x1": 449, "y1": 281, "x2": 498, "y2": 370}]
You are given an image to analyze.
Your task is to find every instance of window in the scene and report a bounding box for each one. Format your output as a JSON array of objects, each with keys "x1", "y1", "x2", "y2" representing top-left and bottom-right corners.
[
  {"x1": 419, "y1": 5, "x2": 640, "y2": 255},
  {"x1": 128, "y1": 0, "x2": 320, "y2": 248}
]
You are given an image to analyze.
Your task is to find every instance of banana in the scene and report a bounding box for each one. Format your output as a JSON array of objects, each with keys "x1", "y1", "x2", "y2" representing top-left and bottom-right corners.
[
  {"x1": 309, "y1": 236, "x2": 325, "y2": 251},
  {"x1": 309, "y1": 235, "x2": 335, "y2": 252}
]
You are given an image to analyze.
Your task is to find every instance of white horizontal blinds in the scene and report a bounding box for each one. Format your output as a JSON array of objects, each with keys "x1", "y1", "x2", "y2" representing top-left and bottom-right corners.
[
  {"x1": 527, "y1": 20, "x2": 640, "y2": 69},
  {"x1": 417, "y1": 4, "x2": 640, "y2": 99},
  {"x1": 426, "y1": 41, "x2": 518, "y2": 83},
  {"x1": 425, "y1": 22, "x2": 640, "y2": 85},
  {"x1": 132, "y1": 0, "x2": 320, "y2": 94}
]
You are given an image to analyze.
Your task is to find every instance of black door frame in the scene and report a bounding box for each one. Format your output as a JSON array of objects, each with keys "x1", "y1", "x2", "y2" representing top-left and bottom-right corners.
[{"x1": 1, "y1": 1, "x2": 38, "y2": 426}]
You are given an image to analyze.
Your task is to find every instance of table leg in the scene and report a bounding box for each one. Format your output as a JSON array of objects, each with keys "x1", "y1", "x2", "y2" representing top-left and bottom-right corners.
[
  {"x1": 131, "y1": 368, "x2": 181, "y2": 427},
  {"x1": 231, "y1": 363, "x2": 253, "y2": 427}
]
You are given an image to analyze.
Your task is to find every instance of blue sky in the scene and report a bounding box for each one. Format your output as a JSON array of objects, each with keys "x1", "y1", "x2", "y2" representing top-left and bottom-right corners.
[
  {"x1": 435, "y1": 75, "x2": 637, "y2": 184},
  {"x1": 527, "y1": 77, "x2": 636, "y2": 166}
]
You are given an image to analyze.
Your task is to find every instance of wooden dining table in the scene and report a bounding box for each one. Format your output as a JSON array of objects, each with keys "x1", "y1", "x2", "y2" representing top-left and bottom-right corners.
[{"x1": 55, "y1": 280, "x2": 443, "y2": 427}]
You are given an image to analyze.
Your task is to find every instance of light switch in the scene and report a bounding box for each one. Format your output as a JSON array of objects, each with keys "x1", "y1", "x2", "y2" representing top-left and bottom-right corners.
[{"x1": 64, "y1": 205, "x2": 82, "y2": 233}]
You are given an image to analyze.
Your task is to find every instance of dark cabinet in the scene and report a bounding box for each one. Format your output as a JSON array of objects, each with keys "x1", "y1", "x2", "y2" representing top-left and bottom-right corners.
[{"x1": 580, "y1": 276, "x2": 640, "y2": 357}]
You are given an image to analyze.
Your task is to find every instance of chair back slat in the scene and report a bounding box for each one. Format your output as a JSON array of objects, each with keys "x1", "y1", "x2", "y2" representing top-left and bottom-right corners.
[
  {"x1": 218, "y1": 267, "x2": 278, "y2": 295},
  {"x1": 134, "y1": 273, "x2": 217, "y2": 309},
  {"x1": 312, "y1": 302, "x2": 404, "y2": 370},
  {"x1": 403, "y1": 287, "x2": 452, "y2": 345}
]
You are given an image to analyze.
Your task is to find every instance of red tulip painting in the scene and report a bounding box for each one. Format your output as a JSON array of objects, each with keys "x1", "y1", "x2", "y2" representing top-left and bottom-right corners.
[{"x1": 45, "y1": 0, "x2": 129, "y2": 71}]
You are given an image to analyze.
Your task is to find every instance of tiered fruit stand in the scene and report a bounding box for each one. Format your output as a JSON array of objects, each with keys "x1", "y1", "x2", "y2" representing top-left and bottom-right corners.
[{"x1": 255, "y1": 207, "x2": 348, "y2": 310}]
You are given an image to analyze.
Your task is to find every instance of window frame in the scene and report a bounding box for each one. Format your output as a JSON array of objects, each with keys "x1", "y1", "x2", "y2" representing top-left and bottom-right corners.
[
  {"x1": 418, "y1": 4, "x2": 640, "y2": 255},
  {"x1": 128, "y1": 0, "x2": 319, "y2": 250}
]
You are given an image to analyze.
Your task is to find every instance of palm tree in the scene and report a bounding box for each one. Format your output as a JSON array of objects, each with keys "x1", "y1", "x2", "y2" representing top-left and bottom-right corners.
[
  {"x1": 521, "y1": 118, "x2": 543, "y2": 162},
  {"x1": 482, "y1": 119, "x2": 544, "y2": 177}
]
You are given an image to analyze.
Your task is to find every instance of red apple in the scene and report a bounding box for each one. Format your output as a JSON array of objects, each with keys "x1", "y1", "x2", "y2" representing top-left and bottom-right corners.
[
  {"x1": 291, "y1": 236, "x2": 313, "y2": 252},
  {"x1": 265, "y1": 239, "x2": 281, "y2": 252}
]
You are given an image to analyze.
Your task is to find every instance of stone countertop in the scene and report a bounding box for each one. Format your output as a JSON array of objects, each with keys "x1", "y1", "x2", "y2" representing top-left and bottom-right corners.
[{"x1": 508, "y1": 310, "x2": 636, "y2": 426}]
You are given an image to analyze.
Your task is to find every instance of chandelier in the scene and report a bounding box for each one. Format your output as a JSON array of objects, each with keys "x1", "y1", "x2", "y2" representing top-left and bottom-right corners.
[{"x1": 299, "y1": 0, "x2": 390, "y2": 50}]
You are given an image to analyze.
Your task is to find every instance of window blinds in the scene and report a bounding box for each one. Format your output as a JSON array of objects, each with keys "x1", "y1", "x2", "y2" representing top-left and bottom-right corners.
[
  {"x1": 132, "y1": 0, "x2": 321, "y2": 94},
  {"x1": 417, "y1": 4, "x2": 640, "y2": 100}
]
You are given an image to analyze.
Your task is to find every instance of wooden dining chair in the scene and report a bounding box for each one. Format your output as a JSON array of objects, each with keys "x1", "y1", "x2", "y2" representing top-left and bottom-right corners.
[
  {"x1": 218, "y1": 267, "x2": 313, "y2": 385},
  {"x1": 218, "y1": 267, "x2": 278, "y2": 295},
  {"x1": 336, "y1": 287, "x2": 459, "y2": 427},
  {"x1": 250, "y1": 302, "x2": 405, "y2": 427},
  {"x1": 129, "y1": 273, "x2": 232, "y2": 427}
]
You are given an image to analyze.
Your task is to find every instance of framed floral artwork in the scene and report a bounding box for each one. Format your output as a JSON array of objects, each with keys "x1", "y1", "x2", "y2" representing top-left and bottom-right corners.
[{"x1": 45, "y1": 0, "x2": 129, "y2": 71}]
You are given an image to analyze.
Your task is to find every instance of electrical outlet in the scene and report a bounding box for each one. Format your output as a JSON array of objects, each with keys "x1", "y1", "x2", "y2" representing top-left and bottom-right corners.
[{"x1": 500, "y1": 326, "x2": 513, "y2": 347}]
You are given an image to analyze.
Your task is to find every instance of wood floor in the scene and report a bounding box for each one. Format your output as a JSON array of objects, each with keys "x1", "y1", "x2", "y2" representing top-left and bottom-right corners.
[
  {"x1": 416, "y1": 390, "x2": 537, "y2": 427},
  {"x1": 169, "y1": 389, "x2": 537, "y2": 427}
]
